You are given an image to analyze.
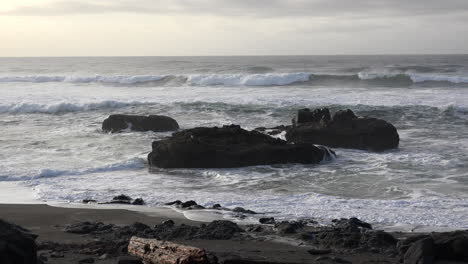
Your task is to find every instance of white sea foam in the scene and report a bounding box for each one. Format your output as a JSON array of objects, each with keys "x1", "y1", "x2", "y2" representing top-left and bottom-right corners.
[
  {"x1": 0, "y1": 100, "x2": 148, "y2": 114},
  {"x1": 187, "y1": 72, "x2": 311, "y2": 86},
  {"x1": 0, "y1": 75, "x2": 168, "y2": 84},
  {"x1": 409, "y1": 74, "x2": 468, "y2": 83},
  {"x1": 1, "y1": 72, "x2": 468, "y2": 85},
  {"x1": 35, "y1": 158, "x2": 146, "y2": 179},
  {"x1": 357, "y1": 71, "x2": 468, "y2": 83}
]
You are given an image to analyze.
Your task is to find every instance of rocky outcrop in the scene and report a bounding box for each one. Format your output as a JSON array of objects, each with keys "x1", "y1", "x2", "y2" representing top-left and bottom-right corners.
[
  {"x1": 400, "y1": 230, "x2": 468, "y2": 264},
  {"x1": 0, "y1": 219, "x2": 38, "y2": 264},
  {"x1": 286, "y1": 108, "x2": 399, "y2": 151},
  {"x1": 148, "y1": 125, "x2": 332, "y2": 168},
  {"x1": 102, "y1": 114, "x2": 179, "y2": 133}
]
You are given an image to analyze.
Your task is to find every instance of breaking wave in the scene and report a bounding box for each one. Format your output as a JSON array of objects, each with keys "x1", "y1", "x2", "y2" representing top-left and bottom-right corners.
[
  {"x1": 0, "y1": 100, "x2": 150, "y2": 114},
  {"x1": 1, "y1": 72, "x2": 468, "y2": 87}
]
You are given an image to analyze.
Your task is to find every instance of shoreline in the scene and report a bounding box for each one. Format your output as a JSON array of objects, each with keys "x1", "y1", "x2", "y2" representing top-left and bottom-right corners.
[
  {"x1": 2, "y1": 203, "x2": 467, "y2": 263},
  {"x1": 0, "y1": 204, "x2": 397, "y2": 264},
  {"x1": 1, "y1": 179, "x2": 465, "y2": 234}
]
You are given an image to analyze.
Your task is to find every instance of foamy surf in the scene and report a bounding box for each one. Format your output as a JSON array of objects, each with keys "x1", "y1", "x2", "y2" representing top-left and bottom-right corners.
[{"x1": 1, "y1": 72, "x2": 468, "y2": 86}]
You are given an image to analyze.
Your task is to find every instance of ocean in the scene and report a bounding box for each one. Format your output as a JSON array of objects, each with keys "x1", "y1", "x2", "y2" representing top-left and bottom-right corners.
[{"x1": 1, "y1": 55, "x2": 467, "y2": 230}]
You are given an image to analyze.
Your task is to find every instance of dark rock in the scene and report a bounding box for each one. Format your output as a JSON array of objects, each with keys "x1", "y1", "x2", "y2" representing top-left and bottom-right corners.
[
  {"x1": 129, "y1": 222, "x2": 150, "y2": 232},
  {"x1": 0, "y1": 219, "x2": 38, "y2": 264},
  {"x1": 161, "y1": 220, "x2": 175, "y2": 228},
  {"x1": 110, "y1": 194, "x2": 132, "y2": 204},
  {"x1": 403, "y1": 237, "x2": 434, "y2": 264},
  {"x1": 117, "y1": 256, "x2": 143, "y2": 264},
  {"x1": 259, "y1": 217, "x2": 275, "y2": 225},
  {"x1": 295, "y1": 108, "x2": 331, "y2": 124},
  {"x1": 287, "y1": 108, "x2": 399, "y2": 151},
  {"x1": 246, "y1": 225, "x2": 264, "y2": 232},
  {"x1": 211, "y1": 204, "x2": 223, "y2": 209},
  {"x1": 275, "y1": 221, "x2": 304, "y2": 234},
  {"x1": 82, "y1": 199, "x2": 97, "y2": 204},
  {"x1": 232, "y1": 207, "x2": 256, "y2": 214},
  {"x1": 307, "y1": 248, "x2": 332, "y2": 255},
  {"x1": 301, "y1": 218, "x2": 397, "y2": 253},
  {"x1": 165, "y1": 200, "x2": 182, "y2": 206},
  {"x1": 50, "y1": 251, "x2": 64, "y2": 258},
  {"x1": 180, "y1": 200, "x2": 198, "y2": 208},
  {"x1": 188, "y1": 205, "x2": 206, "y2": 210},
  {"x1": 332, "y1": 217, "x2": 372, "y2": 231},
  {"x1": 131, "y1": 198, "x2": 145, "y2": 205},
  {"x1": 401, "y1": 231, "x2": 468, "y2": 263},
  {"x1": 102, "y1": 114, "x2": 179, "y2": 133},
  {"x1": 196, "y1": 221, "x2": 244, "y2": 240},
  {"x1": 78, "y1": 257, "x2": 95, "y2": 263},
  {"x1": 330, "y1": 256, "x2": 353, "y2": 263},
  {"x1": 432, "y1": 230, "x2": 468, "y2": 261},
  {"x1": 148, "y1": 124, "x2": 328, "y2": 168},
  {"x1": 64, "y1": 221, "x2": 113, "y2": 234}
]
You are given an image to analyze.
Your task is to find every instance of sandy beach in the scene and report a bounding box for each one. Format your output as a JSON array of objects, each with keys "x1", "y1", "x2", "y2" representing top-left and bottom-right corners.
[{"x1": 1, "y1": 203, "x2": 406, "y2": 264}]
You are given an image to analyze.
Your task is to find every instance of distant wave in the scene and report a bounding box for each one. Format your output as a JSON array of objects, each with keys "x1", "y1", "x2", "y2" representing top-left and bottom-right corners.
[
  {"x1": 0, "y1": 75, "x2": 169, "y2": 84},
  {"x1": 357, "y1": 72, "x2": 468, "y2": 84},
  {"x1": 0, "y1": 100, "x2": 150, "y2": 114},
  {"x1": 187, "y1": 72, "x2": 311, "y2": 86},
  {"x1": 246, "y1": 66, "x2": 275, "y2": 74},
  {"x1": 35, "y1": 158, "x2": 146, "y2": 179},
  {"x1": 0, "y1": 158, "x2": 146, "y2": 182},
  {"x1": 1, "y1": 72, "x2": 468, "y2": 87}
]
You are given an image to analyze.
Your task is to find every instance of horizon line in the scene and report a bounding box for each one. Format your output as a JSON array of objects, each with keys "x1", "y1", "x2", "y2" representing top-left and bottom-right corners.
[{"x1": 1, "y1": 53, "x2": 468, "y2": 58}]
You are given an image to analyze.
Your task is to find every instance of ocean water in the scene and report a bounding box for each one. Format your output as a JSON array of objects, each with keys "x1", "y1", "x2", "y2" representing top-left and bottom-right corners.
[{"x1": 1, "y1": 55, "x2": 468, "y2": 229}]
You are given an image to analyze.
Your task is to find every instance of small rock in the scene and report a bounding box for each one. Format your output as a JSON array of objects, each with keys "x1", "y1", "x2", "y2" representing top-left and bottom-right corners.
[
  {"x1": 315, "y1": 256, "x2": 330, "y2": 261},
  {"x1": 330, "y1": 256, "x2": 352, "y2": 263},
  {"x1": 117, "y1": 256, "x2": 143, "y2": 264},
  {"x1": 161, "y1": 220, "x2": 175, "y2": 227},
  {"x1": 78, "y1": 257, "x2": 95, "y2": 263},
  {"x1": 110, "y1": 194, "x2": 132, "y2": 204},
  {"x1": 211, "y1": 204, "x2": 222, "y2": 209},
  {"x1": 132, "y1": 198, "x2": 145, "y2": 205},
  {"x1": 180, "y1": 200, "x2": 198, "y2": 208},
  {"x1": 165, "y1": 200, "x2": 182, "y2": 206},
  {"x1": 38, "y1": 255, "x2": 48, "y2": 263},
  {"x1": 259, "y1": 217, "x2": 275, "y2": 224},
  {"x1": 188, "y1": 204, "x2": 206, "y2": 210},
  {"x1": 275, "y1": 221, "x2": 304, "y2": 234},
  {"x1": 130, "y1": 222, "x2": 150, "y2": 231},
  {"x1": 246, "y1": 225, "x2": 264, "y2": 232},
  {"x1": 232, "y1": 207, "x2": 257, "y2": 214},
  {"x1": 98, "y1": 253, "x2": 108, "y2": 260},
  {"x1": 308, "y1": 248, "x2": 332, "y2": 255},
  {"x1": 50, "y1": 252, "x2": 64, "y2": 258},
  {"x1": 82, "y1": 199, "x2": 97, "y2": 204}
]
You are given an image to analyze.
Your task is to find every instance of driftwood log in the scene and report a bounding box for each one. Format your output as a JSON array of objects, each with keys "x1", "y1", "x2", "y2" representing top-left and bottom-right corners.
[{"x1": 128, "y1": 236, "x2": 210, "y2": 264}]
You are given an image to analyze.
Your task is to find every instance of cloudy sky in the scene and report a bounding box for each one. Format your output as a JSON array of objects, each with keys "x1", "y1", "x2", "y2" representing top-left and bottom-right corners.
[{"x1": 1, "y1": 0, "x2": 468, "y2": 56}]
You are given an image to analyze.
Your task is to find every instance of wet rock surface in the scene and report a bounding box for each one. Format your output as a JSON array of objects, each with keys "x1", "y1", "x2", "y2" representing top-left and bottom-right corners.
[
  {"x1": 286, "y1": 108, "x2": 400, "y2": 151},
  {"x1": 399, "y1": 230, "x2": 468, "y2": 263},
  {"x1": 102, "y1": 114, "x2": 179, "y2": 133},
  {"x1": 64, "y1": 220, "x2": 244, "y2": 241},
  {"x1": 148, "y1": 124, "x2": 328, "y2": 168},
  {"x1": 82, "y1": 194, "x2": 145, "y2": 205},
  {"x1": 0, "y1": 219, "x2": 38, "y2": 264}
]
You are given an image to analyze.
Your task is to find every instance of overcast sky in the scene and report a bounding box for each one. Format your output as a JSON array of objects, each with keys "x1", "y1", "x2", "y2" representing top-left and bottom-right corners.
[{"x1": 1, "y1": 0, "x2": 468, "y2": 56}]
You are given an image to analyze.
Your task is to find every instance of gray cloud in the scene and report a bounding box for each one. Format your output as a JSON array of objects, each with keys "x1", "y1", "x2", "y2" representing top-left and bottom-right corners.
[{"x1": 2, "y1": 0, "x2": 468, "y2": 18}]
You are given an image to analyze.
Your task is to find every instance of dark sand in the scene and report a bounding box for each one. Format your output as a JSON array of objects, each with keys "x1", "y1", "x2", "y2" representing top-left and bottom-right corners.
[{"x1": 0, "y1": 204, "x2": 406, "y2": 264}]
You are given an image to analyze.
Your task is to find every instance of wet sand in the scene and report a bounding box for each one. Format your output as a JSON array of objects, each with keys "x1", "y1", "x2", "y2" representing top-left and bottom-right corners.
[{"x1": 0, "y1": 203, "x2": 405, "y2": 264}]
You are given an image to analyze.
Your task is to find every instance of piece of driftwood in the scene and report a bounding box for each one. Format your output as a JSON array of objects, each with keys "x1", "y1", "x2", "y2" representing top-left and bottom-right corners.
[{"x1": 128, "y1": 236, "x2": 209, "y2": 264}]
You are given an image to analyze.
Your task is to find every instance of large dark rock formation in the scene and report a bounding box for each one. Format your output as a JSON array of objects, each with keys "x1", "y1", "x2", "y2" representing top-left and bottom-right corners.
[
  {"x1": 102, "y1": 114, "x2": 179, "y2": 133},
  {"x1": 148, "y1": 125, "x2": 331, "y2": 168},
  {"x1": 286, "y1": 108, "x2": 399, "y2": 151},
  {"x1": 0, "y1": 219, "x2": 38, "y2": 264},
  {"x1": 400, "y1": 231, "x2": 468, "y2": 264}
]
